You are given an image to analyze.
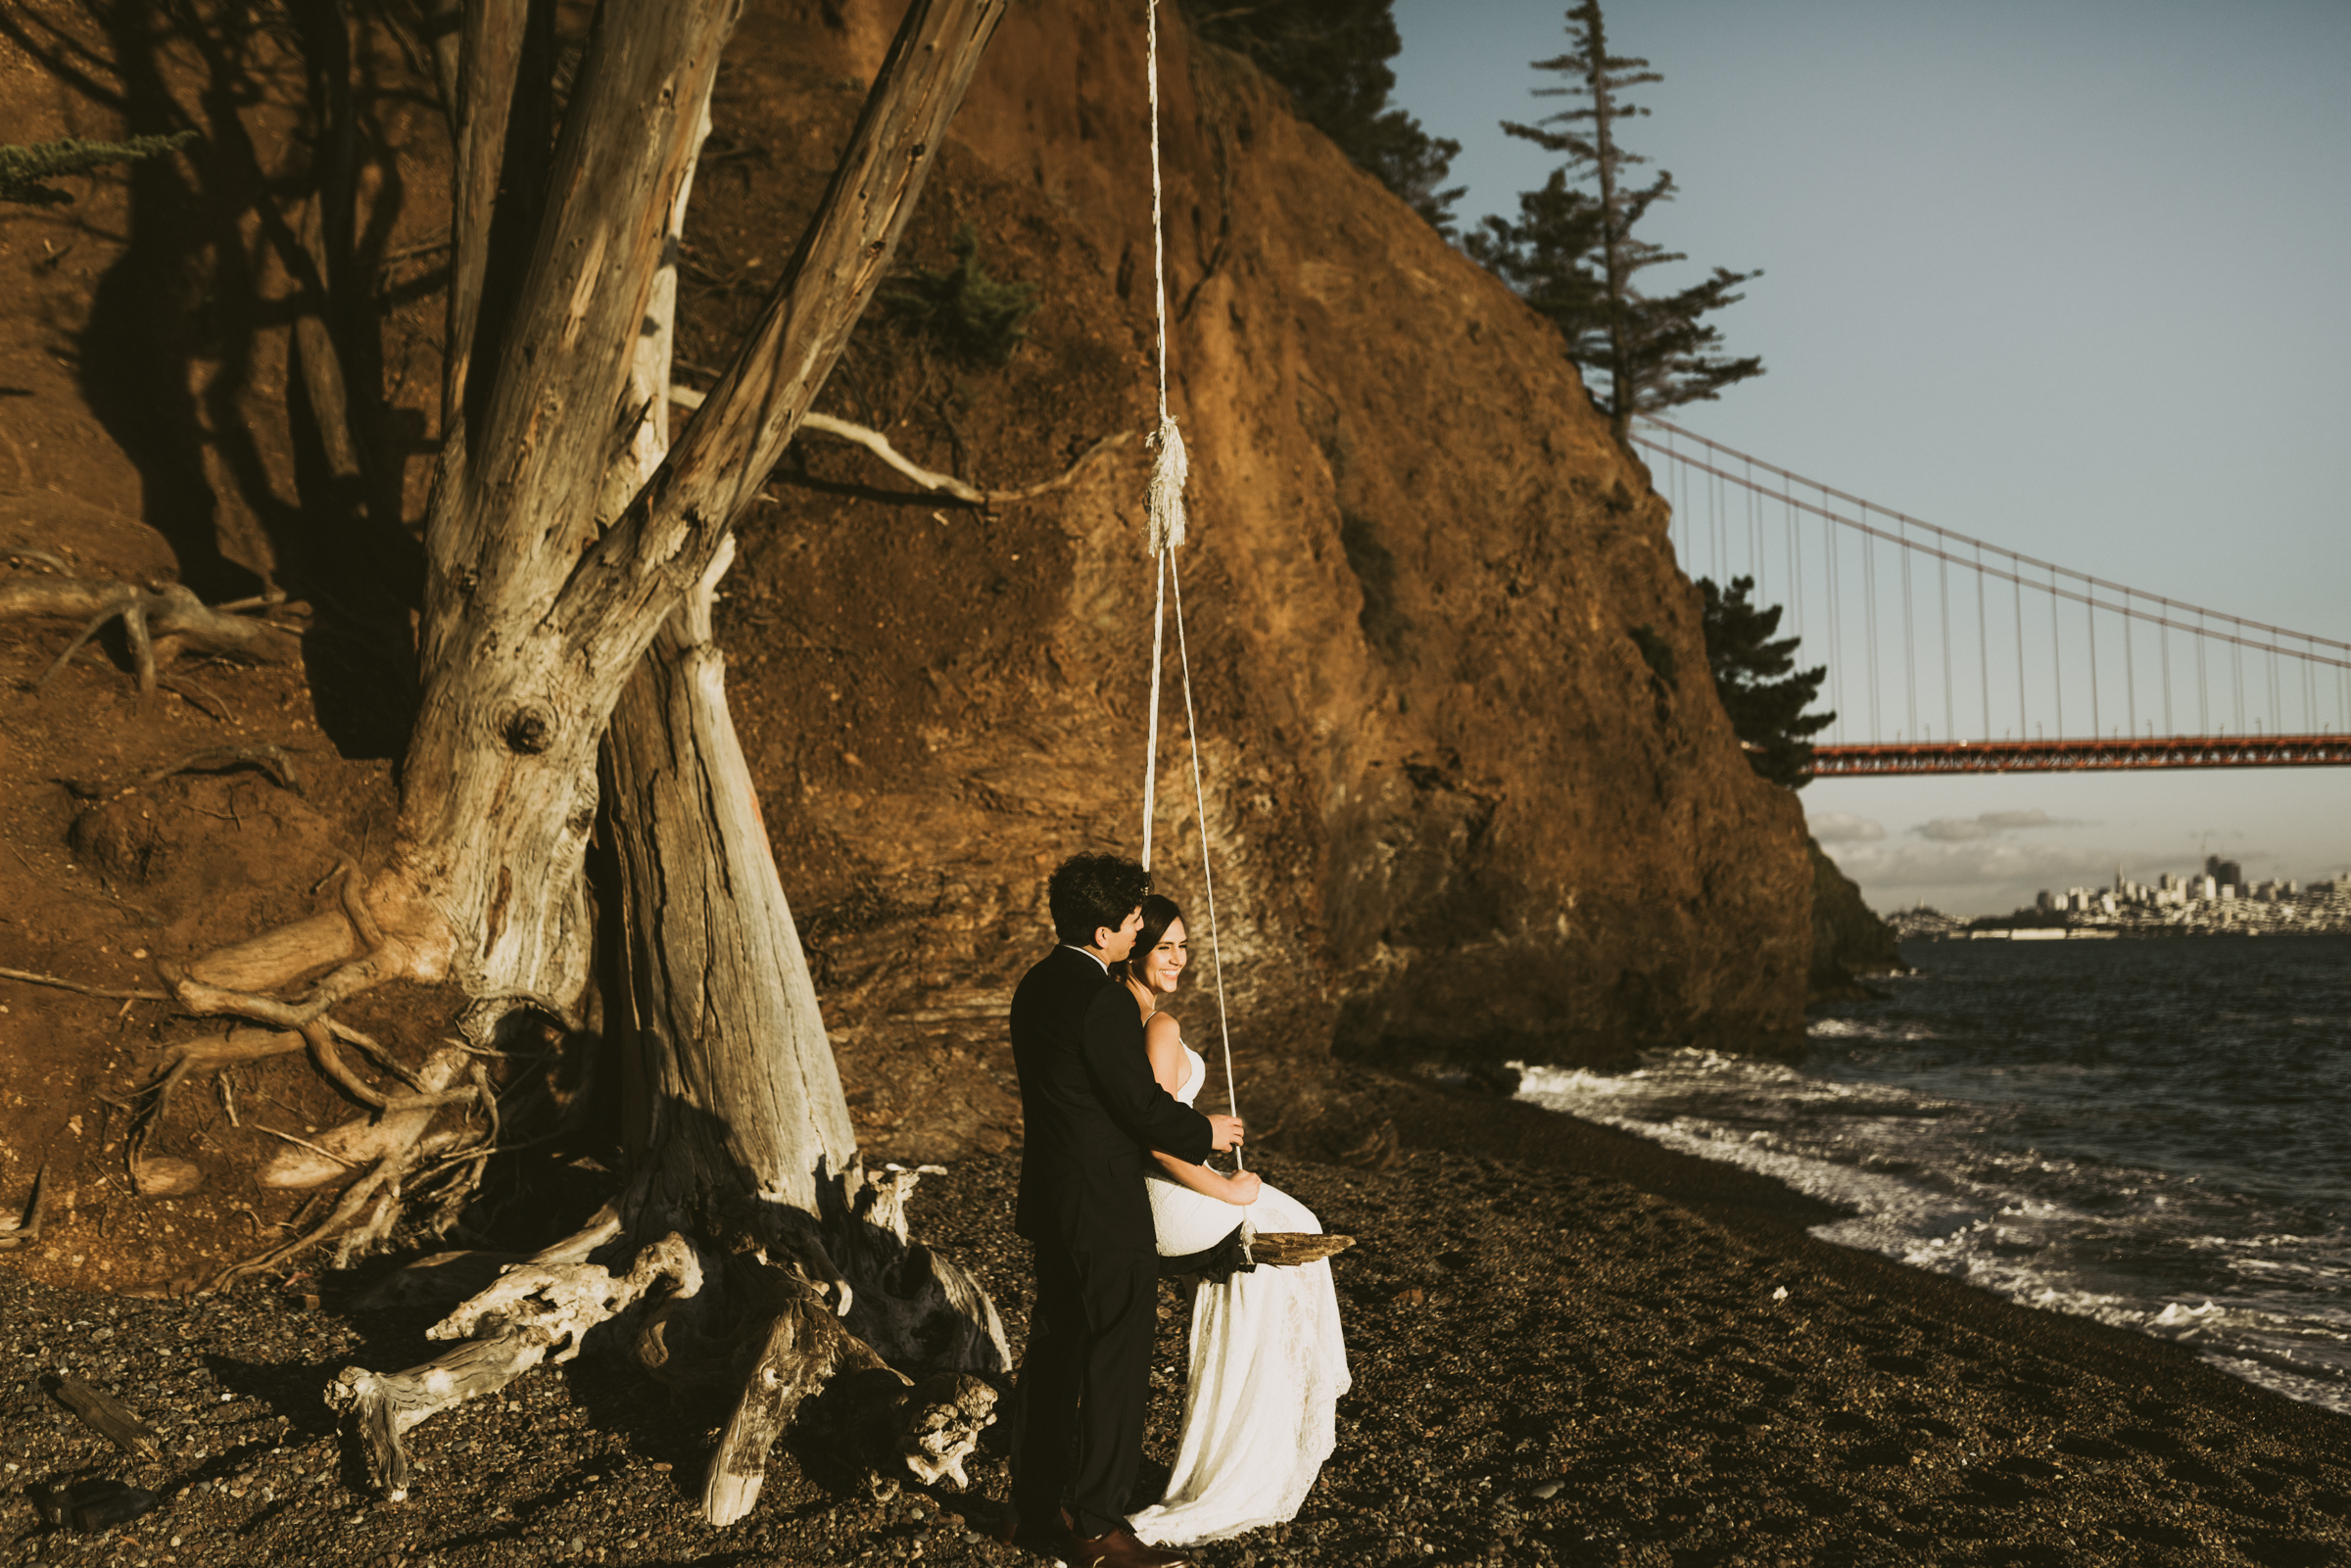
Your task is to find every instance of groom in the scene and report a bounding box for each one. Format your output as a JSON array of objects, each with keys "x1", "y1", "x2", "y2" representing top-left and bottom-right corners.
[{"x1": 1007, "y1": 852, "x2": 1243, "y2": 1568}]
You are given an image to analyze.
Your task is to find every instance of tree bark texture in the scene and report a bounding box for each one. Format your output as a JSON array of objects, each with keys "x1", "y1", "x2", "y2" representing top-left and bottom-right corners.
[
  {"x1": 371, "y1": 0, "x2": 1007, "y2": 1028},
  {"x1": 601, "y1": 548, "x2": 856, "y2": 1219}
]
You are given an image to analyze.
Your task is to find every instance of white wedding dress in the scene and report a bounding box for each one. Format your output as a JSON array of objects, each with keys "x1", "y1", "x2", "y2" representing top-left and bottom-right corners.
[{"x1": 1128, "y1": 1042, "x2": 1352, "y2": 1546}]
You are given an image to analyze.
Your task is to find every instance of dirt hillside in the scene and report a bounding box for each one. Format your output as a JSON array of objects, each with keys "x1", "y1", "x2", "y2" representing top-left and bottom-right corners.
[
  {"x1": 695, "y1": 2, "x2": 1814, "y2": 1159},
  {"x1": 0, "y1": 0, "x2": 1808, "y2": 1291}
]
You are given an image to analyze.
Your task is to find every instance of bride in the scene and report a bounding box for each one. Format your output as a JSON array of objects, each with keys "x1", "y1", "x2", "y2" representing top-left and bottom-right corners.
[{"x1": 1114, "y1": 895, "x2": 1351, "y2": 1546}]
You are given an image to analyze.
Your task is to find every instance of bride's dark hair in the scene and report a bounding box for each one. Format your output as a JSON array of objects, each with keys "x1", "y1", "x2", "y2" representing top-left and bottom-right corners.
[{"x1": 1114, "y1": 892, "x2": 1184, "y2": 985}]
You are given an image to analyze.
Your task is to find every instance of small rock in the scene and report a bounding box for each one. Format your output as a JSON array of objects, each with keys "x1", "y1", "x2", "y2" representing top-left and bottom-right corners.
[
  {"x1": 132, "y1": 1158, "x2": 204, "y2": 1198},
  {"x1": 1526, "y1": 1479, "x2": 1562, "y2": 1500}
]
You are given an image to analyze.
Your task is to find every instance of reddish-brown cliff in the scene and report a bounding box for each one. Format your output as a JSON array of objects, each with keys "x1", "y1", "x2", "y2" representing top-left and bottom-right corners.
[
  {"x1": 0, "y1": 0, "x2": 1811, "y2": 1194},
  {"x1": 688, "y1": 2, "x2": 1813, "y2": 1159}
]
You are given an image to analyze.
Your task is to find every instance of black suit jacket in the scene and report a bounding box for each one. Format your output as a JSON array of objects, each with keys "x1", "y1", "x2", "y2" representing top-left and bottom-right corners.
[{"x1": 1012, "y1": 945, "x2": 1214, "y2": 1251}]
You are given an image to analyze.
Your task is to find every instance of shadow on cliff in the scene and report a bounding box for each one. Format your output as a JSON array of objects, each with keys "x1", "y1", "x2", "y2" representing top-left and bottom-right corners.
[
  {"x1": 2, "y1": 0, "x2": 428, "y2": 757},
  {"x1": 1806, "y1": 836, "x2": 1903, "y2": 1003}
]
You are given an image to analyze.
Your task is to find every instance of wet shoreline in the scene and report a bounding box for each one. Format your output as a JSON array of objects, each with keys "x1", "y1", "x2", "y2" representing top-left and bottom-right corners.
[{"x1": 6, "y1": 1074, "x2": 2350, "y2": 1566}]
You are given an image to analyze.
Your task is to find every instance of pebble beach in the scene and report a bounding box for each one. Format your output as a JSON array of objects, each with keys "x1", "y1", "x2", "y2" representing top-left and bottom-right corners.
[{"x1": 6, "y1": 1076, "x2": 2349, "y2": 1568}]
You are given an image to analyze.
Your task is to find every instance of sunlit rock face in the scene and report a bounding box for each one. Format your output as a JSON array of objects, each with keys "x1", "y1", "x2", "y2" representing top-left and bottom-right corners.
[{"x1": 702, "y1": 0, "x2": 1812, "y2": 1160}]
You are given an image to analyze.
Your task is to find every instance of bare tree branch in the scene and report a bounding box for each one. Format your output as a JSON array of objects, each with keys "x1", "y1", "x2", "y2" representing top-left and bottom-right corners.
[
  {"x1": 666, "y1": 384, "x2": 1129, "y2": 506},
  {"x1": 552, "y1": 0, "x2": 1011, "y2": 653}
]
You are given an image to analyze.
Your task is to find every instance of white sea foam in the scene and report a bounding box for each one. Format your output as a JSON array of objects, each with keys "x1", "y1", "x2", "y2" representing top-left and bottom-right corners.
[
  {"x1": 1513, "y1": 1050, "x2": 2351, "y2": 1416},
  {"x1": 1804, "y1": 1018, "x2": 1943, "y2": 1043}
]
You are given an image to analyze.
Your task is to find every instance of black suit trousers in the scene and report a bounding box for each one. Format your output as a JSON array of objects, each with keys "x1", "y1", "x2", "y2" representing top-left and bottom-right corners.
[{"x1": 1012, "y1": 1240, "x2": 1159, "y2": 1539}]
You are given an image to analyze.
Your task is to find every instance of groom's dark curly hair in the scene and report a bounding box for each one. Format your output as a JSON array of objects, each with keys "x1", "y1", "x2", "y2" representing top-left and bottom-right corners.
[{"x1": 1047, "y1": 852, "x2": 1149, "y2": 947}]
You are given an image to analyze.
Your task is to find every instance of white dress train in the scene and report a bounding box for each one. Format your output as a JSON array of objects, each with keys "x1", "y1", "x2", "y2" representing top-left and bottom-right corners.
[{"x1": 1128, "y1": 1043, "x2": 1352, "y2": 1546}]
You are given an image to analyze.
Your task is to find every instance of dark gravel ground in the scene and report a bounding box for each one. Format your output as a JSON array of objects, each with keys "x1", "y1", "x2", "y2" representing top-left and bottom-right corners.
[{"x1": 7, "y1": 1084, "x2": 2351, "y2": 1568}]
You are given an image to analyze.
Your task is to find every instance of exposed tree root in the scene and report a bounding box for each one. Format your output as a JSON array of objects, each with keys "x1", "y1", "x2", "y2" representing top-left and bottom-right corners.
[
  {"x1": 127, "y1": 1026, "x2": 305, "y2": 1162},
  {"x1": 209, "y1": 1153, "x2": 405, "y2": 1290},
  {"x1": 0, "y1": 967, "x2": 170, "y2": 1004},
  {"x1": 0, "y1": 576, "x2": 302, "y2": 695},
  {"x1": 115, "y1": 992, "x2": 490, "y2": 1288},
  {"x1": 254, "y1": 1045, "x2": 474, "y2": 1189},
  {"x1": 325, "y1": 1162, "x2": 1006, "y2": 1524},
  {"x1": 823, "y1": 1164, "x2": 1010, "y2": 1375},
  {"x1": 64, "y1": 744, "x2": 308, "y2": 800},
  {"x1": 327, "y1": 1230, "x2": 702, "y2": 1500},
  {"x1": 162, "y1": 861, "x2": 422, "y2": 1028},
  {"x1": 155, "y1": 673, "x2": 231, "y2": 721},
  {"x1": 667, "y1": 384, "x2": 1128, "y2": 509},
  {"x1": 0, "y1": 1163, "x2": 49, "y2": 1253},
  {"x1": 703, "y1": 1259, "x2": 996, "y2": 1523}
]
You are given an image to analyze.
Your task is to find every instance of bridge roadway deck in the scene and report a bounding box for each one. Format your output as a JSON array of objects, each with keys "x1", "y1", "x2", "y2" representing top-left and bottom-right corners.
[{"x1": 1810, "y1": 735, "x2": 2351, "y2": 775}]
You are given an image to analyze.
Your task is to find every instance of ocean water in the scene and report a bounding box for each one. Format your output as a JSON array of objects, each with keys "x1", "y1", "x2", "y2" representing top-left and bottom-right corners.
[{"x1": 1517, "y1": 934, "x2": 2351, "y2": 1413}]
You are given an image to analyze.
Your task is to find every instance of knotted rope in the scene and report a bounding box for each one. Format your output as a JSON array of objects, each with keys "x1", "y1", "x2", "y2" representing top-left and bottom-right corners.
[
  {"x1": 1143, "y1": 0, "x2": 1187, "y2": 560},
  {"x1": 1136, "y1": 0, "x2": 1240, "y2": 1168}
]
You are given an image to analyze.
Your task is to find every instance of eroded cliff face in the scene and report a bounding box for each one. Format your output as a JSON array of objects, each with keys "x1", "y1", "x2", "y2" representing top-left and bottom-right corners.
[
  {"x1": 690, "y1": 1, "x2": 1814, "y2": 1161},
  {"x1": 0, "y1": 0, "x2": 1806, "y2": 1289},
  {"x1": 1808, "y1": 838, "x2": 1905, "y2": 1001}
]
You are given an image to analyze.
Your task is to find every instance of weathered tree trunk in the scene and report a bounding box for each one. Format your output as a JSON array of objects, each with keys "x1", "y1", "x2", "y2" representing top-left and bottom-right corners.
[
  {"x1": 177, "y1": 0, "x2": 1013, "y2": 1035},
  {"x1": 603, "y1": 558, "x2": 856, "y2": 1220},
  {"x1": 281, "y1": 0, "x2": 1017, "y2": 1523},
  {"x1": 6, "y1": 0, "x2": 1021, "y2": 1519}
]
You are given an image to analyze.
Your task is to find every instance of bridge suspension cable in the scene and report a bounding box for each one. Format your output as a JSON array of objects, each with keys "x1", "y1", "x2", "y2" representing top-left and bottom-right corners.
[{"x1": 1635, "y1": 416, "x2": 2351, "y2": 773}]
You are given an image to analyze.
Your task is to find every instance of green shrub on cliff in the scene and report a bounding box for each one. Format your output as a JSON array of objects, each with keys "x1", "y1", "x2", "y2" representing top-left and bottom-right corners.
[
  {"x1": 1701, "y1": 574, "x2": 1832, "y2": 789},
  {"x1": 1, "y1": 132, "x2": 195, "y2": 206},
  {"x1": 877, "y1": 224, "x2": 1039, "y2": 368}
]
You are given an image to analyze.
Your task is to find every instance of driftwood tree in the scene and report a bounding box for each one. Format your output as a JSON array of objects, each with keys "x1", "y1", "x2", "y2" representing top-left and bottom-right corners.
[{"x1": 10, "y1": 0, "x2": 1023, "y2": 1525}]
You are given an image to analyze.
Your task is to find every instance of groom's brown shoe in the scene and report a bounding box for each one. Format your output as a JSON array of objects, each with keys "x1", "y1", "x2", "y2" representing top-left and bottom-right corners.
[{"x1": 1068, "y1": 1526, "x2": 1196, "y2": 1568}]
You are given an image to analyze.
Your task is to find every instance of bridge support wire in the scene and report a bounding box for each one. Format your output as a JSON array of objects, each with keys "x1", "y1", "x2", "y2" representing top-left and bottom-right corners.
[{"x1": 1633, "y1": 415, "x2": 2350, "y2": 771}]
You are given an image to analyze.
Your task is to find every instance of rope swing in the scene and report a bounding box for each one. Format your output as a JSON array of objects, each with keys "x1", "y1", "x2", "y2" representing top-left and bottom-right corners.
[{"x1": 1136, "y1": 0, "x2": 1240, "y2": 1169}]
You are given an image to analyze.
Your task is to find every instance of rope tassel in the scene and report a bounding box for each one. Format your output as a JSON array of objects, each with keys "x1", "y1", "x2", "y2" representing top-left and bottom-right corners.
[{"x1": 1146, "y1": 415, "x2": 1188, "y2": 555}]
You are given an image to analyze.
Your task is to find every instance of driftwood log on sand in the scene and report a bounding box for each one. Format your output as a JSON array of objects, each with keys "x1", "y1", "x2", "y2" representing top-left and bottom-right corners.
[
  {"x1": 49, "y1": 1374, "x2": 163, "y2": 1459},
  {"x1": 332, "y1": 1164, "x2": 1006, "y2": 1521}
]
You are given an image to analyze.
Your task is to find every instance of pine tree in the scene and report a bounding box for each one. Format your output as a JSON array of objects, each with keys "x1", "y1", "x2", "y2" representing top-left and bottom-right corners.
[
  {"x1": 1701, "y1": 575, "x2": 1832, "y2": 789},
  {"x1": 0, "y1": 132, "x2": 195, "y2": 206},
  {"x1": 1182, "y1": 0, "x2": 1464, "y2": 232},
  {"x1": 1463, "y1": 169, "x2": 1607, "y2": 346},
  {"x1": 1471, "y1": 0, "x2": 1760, "y2": 435}
]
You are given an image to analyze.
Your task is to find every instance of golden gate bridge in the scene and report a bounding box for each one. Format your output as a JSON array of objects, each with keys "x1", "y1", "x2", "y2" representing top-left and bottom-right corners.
[{"x1": 1634, "y1": 417, "x2": 2351, "y2": 776}]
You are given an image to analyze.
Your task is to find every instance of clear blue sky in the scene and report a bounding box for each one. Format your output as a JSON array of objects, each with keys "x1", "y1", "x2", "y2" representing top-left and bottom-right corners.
[{"x1": 1393, "y1": 0, "x2": 2351, "y2": 914}]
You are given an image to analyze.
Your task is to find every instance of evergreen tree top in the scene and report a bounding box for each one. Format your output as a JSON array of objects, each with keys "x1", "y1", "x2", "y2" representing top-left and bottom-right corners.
[
  {"x1": 1511, "y1": 0, "x2": 1660, "y2": 168},
  {"x1": 1469, "y1": 0, "x2": 1760, "y2": 433}
]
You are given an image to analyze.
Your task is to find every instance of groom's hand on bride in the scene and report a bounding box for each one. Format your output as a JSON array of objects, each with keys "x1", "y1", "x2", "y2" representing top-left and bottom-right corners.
[{"x1": 1206, "y1": 1114, "x2": 1244, "y2": 1152}]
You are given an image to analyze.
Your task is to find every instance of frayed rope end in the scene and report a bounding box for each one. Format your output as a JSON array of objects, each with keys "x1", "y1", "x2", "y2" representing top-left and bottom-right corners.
[{"x1": 1146, "y1": 414, "x2": 1188, "y2": 554}]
